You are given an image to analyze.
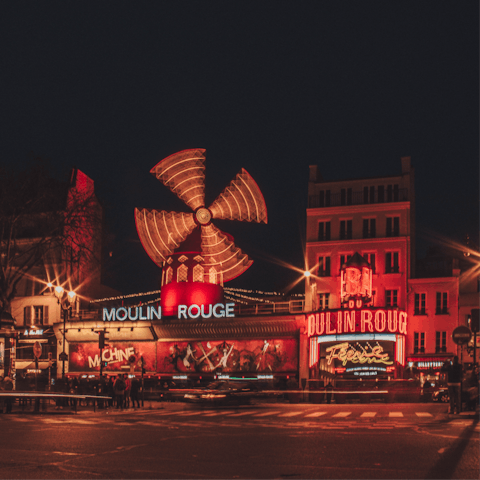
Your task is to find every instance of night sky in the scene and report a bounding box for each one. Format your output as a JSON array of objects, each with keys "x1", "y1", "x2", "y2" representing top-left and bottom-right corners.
[{"x1": 1, "y1": 2, "x2": 478, "y2": 296}]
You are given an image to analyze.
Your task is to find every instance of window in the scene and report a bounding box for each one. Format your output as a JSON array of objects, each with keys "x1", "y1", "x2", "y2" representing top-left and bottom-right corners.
[
  {"x1": 436, "y1": 331, "x2": 447, "y2": 353},
  {"x1": 24, "y1": 306, "x2": 49, "y2": 326},
  {"x1": 436, "y1": 292, "x2": 448, "y2": 314},
  {"x1": 386, "y1": 289, "x2": 398, "y2": 307},
  {"x1": 414, "y1": 332, "x2": 425, "y2": 353},
  {"x1": 193, "y1": 265, "x2": 204, "y2": 282},
  {"x1": 363, "y1": 218, "x2": 376, "y2": 238},
  {"x1": 209, "y1": 267, "x2": 218, "y2": 284},
  {"x1": 385, "y1": 252, "x2": 399, "y2": 273},
  {"x1": 318, "y1": 221, "x2": 331, "y2": 241},
  {"x1": 165, "y1": 267, "x2": 173, "y2": 284},
  {"x1": 415, "y1": 293, "x2": 426, "y2": 315},
  {"x1": 318, "y1": 190, "x2": 331, "y2": 207},
  {"x1": 387, "y1": 184, "x2": 399, "y2": 202},
  {"x1": 317, "y1": 256, "x2": 331, "y2": 277},
  {"x1": 177, "y1": 264, "x2": 188, "y2": 282},
  {"x1": 378, "y1": 185, "x2": 385, "y2": 203},
  {"x1": 340, "y1": 220, "x2": 352, "y2": 240},
  {"x1": 318, "y1": 293, "x2": 330, "y2": 310},
  {"x1": 341, "y1": 188, "x2": 352, "y2": 206},
  {"x1": 386, "y1": 217, "x2": 400, "y2": 237},
  {"x1": 363, "y1": 253, "x2": 376, "y2": 273}
]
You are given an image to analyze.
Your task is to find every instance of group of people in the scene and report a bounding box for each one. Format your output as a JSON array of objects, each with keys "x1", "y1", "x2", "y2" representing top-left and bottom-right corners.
[{"x1": 112, "y1": 374, "x2": 142, "y2": 410}]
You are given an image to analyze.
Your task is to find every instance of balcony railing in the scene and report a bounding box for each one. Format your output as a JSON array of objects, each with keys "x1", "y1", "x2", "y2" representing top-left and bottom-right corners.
[{"x1": 308, "y1": 188, "x2": 409, "y2": 208}]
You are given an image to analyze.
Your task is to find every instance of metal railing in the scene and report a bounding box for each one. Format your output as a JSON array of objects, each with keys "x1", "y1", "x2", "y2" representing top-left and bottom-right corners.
[{"x1": 308, "y1": 188, "x2": 409, "y2": 208}]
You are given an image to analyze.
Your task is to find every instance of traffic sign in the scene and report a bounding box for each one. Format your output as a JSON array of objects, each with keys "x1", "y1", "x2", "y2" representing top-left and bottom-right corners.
[
  {"x1": 452, "y1": 325, "x2": 472, "y2": 345},
  {"x1": 33, "y1": 341, "x2": 42, "y2": 358}
]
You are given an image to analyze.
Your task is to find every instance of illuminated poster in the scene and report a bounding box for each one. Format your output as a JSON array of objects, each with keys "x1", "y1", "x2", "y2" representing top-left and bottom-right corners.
[
  {"x1": 157, "y1": 339, "x2": 298, "y2": 374},
  {"x1": 320, "y1": 340, "x2": 395, "y2": 376},
  {"x1": 69, "y1": 342, "x2": 156, "y2": 372}
]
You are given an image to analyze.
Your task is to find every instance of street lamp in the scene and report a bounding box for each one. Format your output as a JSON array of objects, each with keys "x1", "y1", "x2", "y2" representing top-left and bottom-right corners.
[{"x1": 54, "y1": 286, "x2": 76, "y2": 379}]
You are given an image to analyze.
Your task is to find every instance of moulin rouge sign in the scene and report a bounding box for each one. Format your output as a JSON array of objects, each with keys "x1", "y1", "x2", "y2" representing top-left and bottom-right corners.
[
  {"x1": 307, "y1": 307, "x2": 407, "y2": 337},
  {"x1": 102, "y1": 303, "x2": 235, "y2": 322}
]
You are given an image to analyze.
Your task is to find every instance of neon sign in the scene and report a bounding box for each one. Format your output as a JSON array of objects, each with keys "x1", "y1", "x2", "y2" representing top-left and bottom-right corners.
[
  {"x1": 307, "y1": 309, "x2": 407, "y2": 337},
  {"x1": 102, "y1": 303, "x2": 235, "y2": 321},
  {"x1": 325, "y1": 342, "x2": 394, "y2": 367},
  {"x1": 23, "y1": 329, "x2": 44, "y2": 336}
]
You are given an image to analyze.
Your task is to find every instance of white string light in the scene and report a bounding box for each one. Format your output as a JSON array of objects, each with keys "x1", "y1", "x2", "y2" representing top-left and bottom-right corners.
[{"x1": 89, "y1": 290, "x2": 162, "y2": 304}]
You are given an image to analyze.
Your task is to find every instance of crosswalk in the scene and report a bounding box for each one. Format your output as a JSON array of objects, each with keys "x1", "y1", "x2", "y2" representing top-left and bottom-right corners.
[
  {"x1": 0, "y1": 408, "x2": 453, "y2": 426},
  {"x1": 140, "y1": 408, "x2": 435, "y2": 420}
]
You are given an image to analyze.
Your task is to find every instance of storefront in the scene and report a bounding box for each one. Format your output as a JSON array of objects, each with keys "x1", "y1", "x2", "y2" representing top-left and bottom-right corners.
[
  {"x1": 307, "y1": 306, "x2": 407, "y2": 381},
  {"x1": 54, "y1": 310, "x2": 304, "y2": 388}
]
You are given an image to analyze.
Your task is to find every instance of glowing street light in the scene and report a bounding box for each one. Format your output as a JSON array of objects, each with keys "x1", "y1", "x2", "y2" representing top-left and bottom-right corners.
[{"x1": 54, "y1": 285, "x2": 76, "y2": 379}]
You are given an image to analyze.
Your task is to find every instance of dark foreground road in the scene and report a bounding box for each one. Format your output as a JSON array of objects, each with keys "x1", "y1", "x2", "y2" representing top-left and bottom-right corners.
[{"x1": 0, "y1": 403, "x2": 477, "y2": 479}]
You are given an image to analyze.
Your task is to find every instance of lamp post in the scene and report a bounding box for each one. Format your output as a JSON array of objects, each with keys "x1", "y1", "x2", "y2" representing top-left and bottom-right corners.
[{"x1": 54, "y1": 286, "x2": 76, "y2": 380}]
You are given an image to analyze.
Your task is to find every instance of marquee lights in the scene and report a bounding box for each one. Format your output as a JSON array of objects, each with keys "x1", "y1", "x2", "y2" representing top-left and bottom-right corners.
[
  {"x1": 102, "y1": 303, "x2": 235, "y2": 321},
  {"x1": 325, "y1": 342, "x2": 393, "y2": 367},
  {"x1": 307, "y1": 309, "x2": 407, "y2": 337}
]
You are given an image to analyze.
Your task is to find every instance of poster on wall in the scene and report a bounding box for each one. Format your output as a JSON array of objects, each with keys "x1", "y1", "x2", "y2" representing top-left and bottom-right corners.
[
  {"x1": 69, "y1": 343, "x2": 156, "y2": 372},
  {"x1": 157, "y1": 338, "x2": 298, "y2": 374}
]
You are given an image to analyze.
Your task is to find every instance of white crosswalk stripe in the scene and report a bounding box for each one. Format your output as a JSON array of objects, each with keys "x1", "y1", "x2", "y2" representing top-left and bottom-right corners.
[
  {"x1": 332, "y1": 412, "x2": 351, "y2": 417},
  {"x1": 389, "y1": 412, "x2": 404, "y2": 417},
  {"x1": 278, "y1": 411, "x2": 303, "y2": 417},
  {"x1": 360, "y1": 412, "x2": 377, "y2": 417},
  {"x1": 254, "y1": 411, "x2": 281, "y2": 417},
  {"x1": 227, "y1": 410, "x2": 260, "y2": 417},
  {"x1": 305, "y1": 412, "x2": 327, "y2": 417},
  {"x1": 415, "y1": 412, "x2": 432, "y2": 417}
]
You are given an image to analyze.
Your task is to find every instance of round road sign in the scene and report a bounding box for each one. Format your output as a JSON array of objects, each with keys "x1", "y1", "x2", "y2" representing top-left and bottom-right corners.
[{"x1": 452, "y1": 325, "x2": 472, "y2": 345}]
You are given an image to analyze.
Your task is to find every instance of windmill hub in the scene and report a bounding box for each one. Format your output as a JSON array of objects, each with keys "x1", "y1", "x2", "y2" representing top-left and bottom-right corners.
[{"x1": 195, "y1": 207, "x2": 212, "y2": 225}]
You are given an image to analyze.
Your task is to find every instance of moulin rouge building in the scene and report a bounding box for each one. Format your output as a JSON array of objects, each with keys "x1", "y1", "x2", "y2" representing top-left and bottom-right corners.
[
  {"x1": 304, "y1": 157, "x2": 468, "y2": 385},
  {"x1": 45, "y1": 153, "x2": 469, "y2": 388}
]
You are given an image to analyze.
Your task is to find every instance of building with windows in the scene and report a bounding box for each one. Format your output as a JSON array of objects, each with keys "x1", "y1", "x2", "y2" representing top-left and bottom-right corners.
[
  {"x1": 8, "y1": 168, "x2": 118, "y2": 383},
  {"x1": 304, "y1": 156, "x2": 473, "y2": 385}
]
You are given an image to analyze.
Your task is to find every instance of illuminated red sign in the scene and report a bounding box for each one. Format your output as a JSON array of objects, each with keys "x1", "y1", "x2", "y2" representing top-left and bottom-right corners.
[{"x1": 307, "y1": 309, "x2": 407, "y2": 337}]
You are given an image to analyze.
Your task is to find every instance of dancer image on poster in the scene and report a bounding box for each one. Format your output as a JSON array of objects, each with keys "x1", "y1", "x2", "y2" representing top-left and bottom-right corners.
[
  {"x1": 256, "y1": 340, "x2": 270, "y2": 370},
  {"x1": 214, "y1": 342, "x2": 235, "y2": 370},
  {"x1": 182, "y1": 343, "x2": 197, "y2": 369}
]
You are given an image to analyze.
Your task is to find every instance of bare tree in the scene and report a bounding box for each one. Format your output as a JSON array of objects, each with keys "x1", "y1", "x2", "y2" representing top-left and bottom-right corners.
[{"x1": 0, "y1": 161, "x2": 102, "y2": 319}]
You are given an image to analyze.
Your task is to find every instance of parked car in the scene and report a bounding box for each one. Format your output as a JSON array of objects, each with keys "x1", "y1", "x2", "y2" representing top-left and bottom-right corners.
[{"x1": 183, "y1": 380, "x2": 264, "y2": 406}]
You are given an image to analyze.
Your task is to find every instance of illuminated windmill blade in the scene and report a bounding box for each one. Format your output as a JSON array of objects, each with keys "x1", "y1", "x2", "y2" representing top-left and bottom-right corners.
[
  {"x1": 201, "y1": 224, "x2": 253, "y2": 283},
  {"x1": 209, "y1": 169, "x2": 268, "y2": 223},
  {"x1": 150, "y1": 148, "x2": 207, "y2": 212},
  {"x1": 134, "y1": 208, "x2": 196, "y2": 267}
]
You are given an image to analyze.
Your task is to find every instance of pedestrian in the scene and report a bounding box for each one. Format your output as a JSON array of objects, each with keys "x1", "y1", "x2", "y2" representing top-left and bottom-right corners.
[
  {"x1": 444, "y1": 356, "x2": 463, "y2": 414},
  {"x1": 3, "y1": 375, "x2": 14, "y2": 413},
  {"x1": 325, "y1": 381, "x2": 334, "y2": 404},
  {"x1": 113, "y1": 374, "x2": 125, "y2": 410},
  {"x1": 465, "y1": 366, "x2": 479, "y2": 411},
  {"x1": 130, "y1": 377, "x2": 141, "y2": 409},
  {"x1": 124, "y1": 376, "x2": 131, "y2": 408},
  {"x1": 106, "y1": 376, "x2": 115, "y2": 408}
]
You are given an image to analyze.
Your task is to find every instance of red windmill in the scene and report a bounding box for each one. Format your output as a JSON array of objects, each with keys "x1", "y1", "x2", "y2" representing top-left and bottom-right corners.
[{"x1": 135, "y1": 149, "x2": 268, "y2": 316}]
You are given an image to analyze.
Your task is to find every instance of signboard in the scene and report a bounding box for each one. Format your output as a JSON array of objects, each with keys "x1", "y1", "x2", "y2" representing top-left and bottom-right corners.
[
  {"x1": 68, "y1": 342, "x2": 156, "y2": 372},
  {"x1": 452, "y1": 325, "x2": 472, "y2": 345},
  {"x1": 319, "y1": 340, "x2": 395, "y2": 377},
  {"x1": 307, "y1": 308, "x2": 407, "y2": 337},
  {"x1": 157, "y1": 338, "x2": 298, "y2": 374},
  {"x1": 33, "y1": 341, "x2": 42, "y2": 358},
  {"x1": 102, "y1": 303, "x2": 235, "y2": 322}
]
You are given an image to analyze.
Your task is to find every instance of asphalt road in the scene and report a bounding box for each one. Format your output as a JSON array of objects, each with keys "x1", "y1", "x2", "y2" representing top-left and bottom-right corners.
[{"x1": 0, "y1": 403, "x2": 477, "y2": 479}]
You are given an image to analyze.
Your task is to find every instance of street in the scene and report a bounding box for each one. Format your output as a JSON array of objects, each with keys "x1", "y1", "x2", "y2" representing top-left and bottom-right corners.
[{"x1": 0, "y1": 403, "x2": 477, "y2": 479}]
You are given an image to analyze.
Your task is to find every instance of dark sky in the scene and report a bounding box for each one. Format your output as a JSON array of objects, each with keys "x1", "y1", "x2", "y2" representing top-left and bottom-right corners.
[{"x1": 1, "y1": 2, "x2": 478, "y2": 295}]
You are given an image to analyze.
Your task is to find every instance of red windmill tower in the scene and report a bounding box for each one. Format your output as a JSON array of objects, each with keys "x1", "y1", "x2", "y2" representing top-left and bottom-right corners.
[{"x1": 135, "y1": 149, "x2": 268, "y2": 316}]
